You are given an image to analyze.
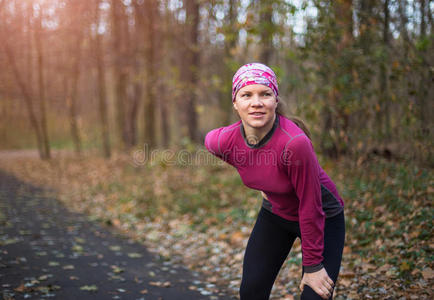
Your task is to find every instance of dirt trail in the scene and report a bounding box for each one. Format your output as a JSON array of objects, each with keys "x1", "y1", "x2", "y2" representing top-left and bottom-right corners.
[{"x1": 0, "y1": 170, "x2": 232, "y2": 300}]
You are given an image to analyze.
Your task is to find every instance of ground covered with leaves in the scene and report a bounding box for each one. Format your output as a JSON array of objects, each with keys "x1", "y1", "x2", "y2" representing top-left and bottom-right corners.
[{"x1": 0, "y1": 149, "x2": 432, "y2": 299}]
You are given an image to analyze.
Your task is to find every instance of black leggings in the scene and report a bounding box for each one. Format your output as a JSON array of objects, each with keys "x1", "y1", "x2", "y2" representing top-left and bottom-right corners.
[{"x1": 240, "y1": 207, "x2": 345, "y2": 300}]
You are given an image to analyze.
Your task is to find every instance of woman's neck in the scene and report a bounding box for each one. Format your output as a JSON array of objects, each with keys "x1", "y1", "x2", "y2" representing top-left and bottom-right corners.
[{"x1": 242, "y1": 114, "x2": 277, "y2": 145}]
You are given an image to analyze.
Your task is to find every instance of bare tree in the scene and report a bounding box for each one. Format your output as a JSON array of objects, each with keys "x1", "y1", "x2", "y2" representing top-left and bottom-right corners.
[
  {"x1": 221, "y1": 0, "x2": 240, "y2": 125},
  {"x1": 62, "y1": 0, "x2": 88, "y2": 155},
  {"x1": 380, "y1": 0, "x2": 391, "y2": 141},
  {"x1": 318, "y1": 0, "x2": 354, "y2": 158},
  {"x1": 94, "y1": 0, "x2": 111, "y2": 158},
  {"x1": 0, "y1": 2, "x2": 49, "y2": 159},
  {"x1": 259, "y1": 1, "x2": 273, "y2": 64},
  {"x1": 143, "y1": 0, "x2": 158, "y2": 148},
  {"x1": 111, "y1": 0, "x2": 129, "y2": 148},
  {"x1": 182, "y1": 0, "x2": 200, "y2": 143},
  {"x1": 34, "y1": 6, "x2": 51, "y2": 159}
]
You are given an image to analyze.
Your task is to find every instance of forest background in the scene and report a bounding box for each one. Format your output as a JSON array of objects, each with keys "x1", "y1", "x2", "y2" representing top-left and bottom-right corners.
[{"x1": 0, "y1": 0, "x2": 433, "y2": 299}]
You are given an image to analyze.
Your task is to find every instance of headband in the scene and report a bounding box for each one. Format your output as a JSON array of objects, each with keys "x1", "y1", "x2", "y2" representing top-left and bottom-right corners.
[{"x1": 231, "y1": 62, "x2": 279, "y2": 102}]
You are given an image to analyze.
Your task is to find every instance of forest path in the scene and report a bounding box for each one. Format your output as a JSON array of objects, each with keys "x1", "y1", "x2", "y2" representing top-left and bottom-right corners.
[{"x1": 0, "y1": 170, "x2": 231, "y2": 300}]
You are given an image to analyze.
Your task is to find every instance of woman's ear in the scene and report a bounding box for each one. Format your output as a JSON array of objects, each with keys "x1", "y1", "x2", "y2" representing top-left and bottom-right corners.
[{"x1": 233, "y1": 100, "x2": 238, "y2": 111}]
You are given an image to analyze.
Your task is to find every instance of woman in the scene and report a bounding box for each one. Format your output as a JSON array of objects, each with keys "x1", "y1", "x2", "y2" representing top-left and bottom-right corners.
[{"x1": 204, "y1": 63, "x2": 345, "y2": 300}]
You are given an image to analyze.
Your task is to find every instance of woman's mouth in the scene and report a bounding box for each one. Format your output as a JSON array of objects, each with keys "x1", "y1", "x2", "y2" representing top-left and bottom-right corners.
[{"x1": 249, "y1": 112, "x2": 266, "y2": 118}]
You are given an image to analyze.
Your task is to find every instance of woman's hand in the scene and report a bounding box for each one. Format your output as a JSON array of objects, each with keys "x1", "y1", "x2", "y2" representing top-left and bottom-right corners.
[{"x1": 299, "y1": 268, "x2": 334, "y2": 299}]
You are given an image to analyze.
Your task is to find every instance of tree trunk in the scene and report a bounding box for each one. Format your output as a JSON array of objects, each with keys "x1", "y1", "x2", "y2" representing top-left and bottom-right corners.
[
  {"x1": 3, "y1": 42, "x2": 45, "y2": 158},
  {"x1": 95, "y1": 0, "x2": 111, "y2": 158},
  {"x1": 182, "y1": 0, "x2": 200, "y2": 143},
  {"x1": 129, "y1": 80, "x2": 140, "y2": 147},
  {"x1": 26, "y1": 2, "x2": 33, "y2": 91},
  {"x1": 127, "y1": 23, "x2": 140, "y2": 148},
  {"x1": 221, "y1": 0, "x2": 239, "y2": 125},
  {"x1": 159, "y1": 92, "x2": 170, "y2": 148},
  {"x1": 130, "y1": 0, "x2": 145, "y2": 148},
  {"x1": 398, "y1": 0, "x2": 409, "y2": 57},
  {"x1": 417, "y1": 0, "x2": 429, "y2": 137},
  {"x1": 420, "y1": 0, "x2": 426, "y2": 37},
  {"x1": 159, "y1": 0, "x2": 172, "y2": 147},
  {"x1": 111, "y1": 0, "x2": 129, "y2": 148},
  {"x1": 34, "y1": 11, "x2": 51, "y2": 159},
  {"x1": 334, "y1": 0, "x2": 353, "y2": 52},
  {"x1": 0, "y1": 2, "x2": 45, "y2": 156},
  {"x1": 67, "y1": 28, "x2": 84, "y2": 155},
  {"x1": 259, "y1": 1, "x2": 273, "y2": 64},
  {"x1": 143, "y1": 0, "x2": 157, "y2": 148},
  {"x1": 359, "y1": 0, "x2": 375, "y2": 54},
  {"x1": 320, "y1": 0, "x2": 353, "y2": 158},
  {"x1": 123, "y1": 7, "x2": 138, "y2": 148},
  {"x1": 428, "y1": 0, "x2": 433, "y2": 35},
  {"x1": 380, "y1": 0, "x2": 391, "y2": 142}
]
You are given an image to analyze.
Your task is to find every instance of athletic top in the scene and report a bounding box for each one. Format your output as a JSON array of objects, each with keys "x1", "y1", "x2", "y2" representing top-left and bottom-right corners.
[{"x1": 204, "y1": 114, "x2": 344, "y2": 271}]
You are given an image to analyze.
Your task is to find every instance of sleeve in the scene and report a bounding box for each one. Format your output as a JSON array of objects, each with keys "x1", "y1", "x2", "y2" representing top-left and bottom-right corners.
[
  {"x1": 204, "y1": 127, "x2": 226, "y2": 161},
  {"x1": 286, "y1": 135, "x2": 325, "y2": 273}
]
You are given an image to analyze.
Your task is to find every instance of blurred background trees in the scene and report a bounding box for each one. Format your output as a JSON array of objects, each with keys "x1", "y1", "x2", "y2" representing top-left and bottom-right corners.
[{"x1": 0, "y1": 0, "x2": 432, "y2": 163}]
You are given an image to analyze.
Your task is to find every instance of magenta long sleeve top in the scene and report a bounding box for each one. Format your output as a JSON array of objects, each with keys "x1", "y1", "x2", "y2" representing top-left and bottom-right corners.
[{"x1": 204, "y1": 114, "x2": 344, "y2": 268}]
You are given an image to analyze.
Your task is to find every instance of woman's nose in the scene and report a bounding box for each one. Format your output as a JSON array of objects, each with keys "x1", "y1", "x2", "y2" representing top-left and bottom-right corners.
[{"x1": 251, "y1": 94, "x2": 263, "y2": 106}]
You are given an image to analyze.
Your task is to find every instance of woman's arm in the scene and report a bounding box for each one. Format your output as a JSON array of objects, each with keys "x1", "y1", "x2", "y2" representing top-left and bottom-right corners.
[
  {"x1": 286, "y1": 135, "x2": 325, "y2": 268},
  {"x1": 285, "y1": 135, "x2": 333, "y2": 297}
]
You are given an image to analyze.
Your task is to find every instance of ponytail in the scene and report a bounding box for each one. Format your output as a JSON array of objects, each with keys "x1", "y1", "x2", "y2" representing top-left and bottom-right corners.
[
  {"x1": 276, "y1": 100, "x2": 312, "y2": 140},
  {"x1": 288, "y1": 116, "x2": 312, "y2": 140}
]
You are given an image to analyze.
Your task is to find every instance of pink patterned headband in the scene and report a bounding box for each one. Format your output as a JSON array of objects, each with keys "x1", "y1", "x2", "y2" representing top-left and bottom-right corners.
[{"x1": 232, "y1": 62, "x2": 279, "y2": 102}]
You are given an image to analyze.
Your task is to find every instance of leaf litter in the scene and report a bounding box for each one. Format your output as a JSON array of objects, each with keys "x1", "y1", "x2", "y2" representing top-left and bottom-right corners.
[{"x1": 0, "y1": 151, "x2": 432, "y2": 299}]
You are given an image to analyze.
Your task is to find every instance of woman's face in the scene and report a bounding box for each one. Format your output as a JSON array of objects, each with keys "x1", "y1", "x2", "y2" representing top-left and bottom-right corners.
[{"x1": 233, "y1": 84, "x2": 278, "y2": 133}]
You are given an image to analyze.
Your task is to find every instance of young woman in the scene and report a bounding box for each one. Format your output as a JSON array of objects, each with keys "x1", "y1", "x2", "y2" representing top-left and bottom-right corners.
[{"x1": 204, "y1": 63, "x2": 345, "y2": 300}]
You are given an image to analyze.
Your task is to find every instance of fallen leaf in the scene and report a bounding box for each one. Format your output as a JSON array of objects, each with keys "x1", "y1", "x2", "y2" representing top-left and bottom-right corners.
[
  {"x1": 111, "y1": 265, "x2": 124, "y2": 273},
  {"x1": 339, "y1": 278, "x2": 352, "y2": 287},
  {"x1": 340, "y1": 271, "x2": 355, "y2": 278},
  {"x1": 400, "y1": 261, "x2": 410, "y2": 272},
  {"x1": 230, "y1": 231, "x2": 244, "y2": 245},
  {"x1": 74, "y1": 237, "x2": 86, "y2": 244},
  {"x1": 149, "y1": 281, "x2": 171, "y2": 287},
  {"x1": 80, "y1": 285, "x2": 98, "y2": 292},
  {"x1": 38, "y1": 275, "x2": 50, "y2": 281},
  {"x1": 422, "y1": 268, "x2": 434, "y2": 280},
  {"x1": 63, "y1": 265, "x2": 75, "y2": 270},
  {"x1": 109, "y1": 245, "x2": 122, "y2": 251},
  {"x1": 14, "y1": 284, "x2": 27, "y2": 292},
  {"x1": 127, "y1": 253, "x2": 142, "y2": 258},
  {"x1": 362, "y1": 263, "x2": 376, "y2": 271},
  {"x1": 72, "y1": 245, "x2": 83, "y2": 252},
  {"x1": 376, "y1": 264, "x2": 391, "y2": 274},
  {"x1": 343, "y1": 246, "x2": 351, "y2": 254}
]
